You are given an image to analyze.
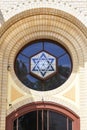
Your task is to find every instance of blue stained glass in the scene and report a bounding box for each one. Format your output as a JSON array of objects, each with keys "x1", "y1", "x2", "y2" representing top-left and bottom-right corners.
[
  {"x1": 58, "y1": 54, "x2": 71, "y2": 68},
  {"x1": 31, "y1": 52, "x2": 55, "y2": 78},
  {"x1": 15, "y1": 40, "x2": 72, "y2": 91},
  {"x1": 44, "y1": 42, "x2": 65, "y2": 57},
  {"x1": 22, "y1": 42, "x2": 43, "y2": 57}
]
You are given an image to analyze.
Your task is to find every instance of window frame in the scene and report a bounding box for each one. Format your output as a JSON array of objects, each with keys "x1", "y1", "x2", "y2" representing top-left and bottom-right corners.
[
  {"x1": 14, "y1": 39, "x2": 72, "y2": 91},
  {"x1": 6, "y1": 102, "x2": 80, "y2": 130}
]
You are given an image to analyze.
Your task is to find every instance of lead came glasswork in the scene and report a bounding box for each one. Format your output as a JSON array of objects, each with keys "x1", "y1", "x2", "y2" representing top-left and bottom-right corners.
[
  {"x1": 30, "y1": 51, "x2": 56, "y2": 79},
  {"x1": 15, "y1": 40, "x2": 72, "y2": 91}
]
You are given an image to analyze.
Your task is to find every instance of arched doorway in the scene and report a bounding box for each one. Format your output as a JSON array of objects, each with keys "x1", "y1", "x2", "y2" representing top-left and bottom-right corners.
[{"x1": 6, "y1": 102, "x2": 80, "y2": 130}]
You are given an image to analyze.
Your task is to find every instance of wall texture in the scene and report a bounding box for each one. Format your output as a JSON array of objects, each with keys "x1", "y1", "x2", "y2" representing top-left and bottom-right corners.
[
  {"x1": 0, "y1": 0, "x2": 87, "y2": 27},
  {"x1": 0, "y1": 1, "x2": 87, "y2": 130}
]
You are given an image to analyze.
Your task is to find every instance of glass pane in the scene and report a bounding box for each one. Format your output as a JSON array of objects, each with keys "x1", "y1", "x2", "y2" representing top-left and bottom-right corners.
[
  {"x1": 13, "y1": 110, "x2": 72, "y2": 130},
  {"x1": 38, "y1": 110, "x2": 42, "y2": 130},
  {"x1": 13, "y1": 120, "x2": 17, "y2": 130},
  {"x1": 22, "y1": 42, "x2": 43, "y2": 57},
  {"x1": 49, "y1": 111, "x2": 67, "y2": 130},
  {"x1": 69, "y1": 119, "x2": 72, "y2": 130},
  {"x1": 44, "y1": 110, "x2": 47, "y2": 130},
  {"x1": 18, "y1": 111, "x2": 37, "y2": 130},
  {"x1": 15, "y1": 40, "x2": 72, "y2": 91},
  {"x1": 44, "y1": 42, "x2": 65, "y2": 57}
]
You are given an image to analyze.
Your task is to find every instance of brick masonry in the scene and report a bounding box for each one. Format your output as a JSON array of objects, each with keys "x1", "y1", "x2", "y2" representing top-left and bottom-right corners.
[
  {"x1": 0, "y1": 2, "x2": 87, "y2": 130},
  {"x1": 0, "y1": 0, "x2": 87, "y2": 27}
]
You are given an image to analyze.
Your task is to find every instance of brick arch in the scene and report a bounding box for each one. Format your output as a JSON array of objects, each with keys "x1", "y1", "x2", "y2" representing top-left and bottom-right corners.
[
  {"x1": 1, "y1": 10, "x2": 85, "y2": 99},
  {"x1": 0, "y1": 8, "x2": 87, "y2": 130},
  {"x1": 6, "y1": 102, "x2": 80, "y2": 130}
]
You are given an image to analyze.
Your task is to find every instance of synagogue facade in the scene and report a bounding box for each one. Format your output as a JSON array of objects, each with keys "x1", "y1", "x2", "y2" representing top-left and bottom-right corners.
[{"x1": 0, "y1": 1, "x2": 87, "y2": 130}]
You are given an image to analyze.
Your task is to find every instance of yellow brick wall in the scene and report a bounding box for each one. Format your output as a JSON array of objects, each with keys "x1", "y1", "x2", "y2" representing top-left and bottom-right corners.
[{"x1": 0, "y1": 8, "x2": 87, "y2": 130}]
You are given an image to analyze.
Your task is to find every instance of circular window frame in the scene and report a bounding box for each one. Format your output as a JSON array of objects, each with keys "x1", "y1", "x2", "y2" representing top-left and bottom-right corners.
[
  {"x1": 14, "y1": 39, "x2": 72, "y2": 91},
  {"x1": 9, "y1": 36, "x2": 78, "y2": 96},
  {"x1": 7, "y1": 10, "x2": 81, "y2": 96}
]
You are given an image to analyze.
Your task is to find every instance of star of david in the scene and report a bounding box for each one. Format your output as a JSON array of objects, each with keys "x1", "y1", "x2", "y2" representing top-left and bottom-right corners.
[{"x1": 31, "y1": 52, "x2": 56, "y2": 79}]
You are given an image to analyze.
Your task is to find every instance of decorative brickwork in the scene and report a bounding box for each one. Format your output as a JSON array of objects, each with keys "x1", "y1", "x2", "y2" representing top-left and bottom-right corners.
[
  {"x1": 0, "y1": 0, "x2": 87, "y2": 27},
  {"x1": 0, "y1": 10, "x2": 4, "y2": 27},
  {"x1": 0, "y1": 8, "x2": 87, "y2": 130}
]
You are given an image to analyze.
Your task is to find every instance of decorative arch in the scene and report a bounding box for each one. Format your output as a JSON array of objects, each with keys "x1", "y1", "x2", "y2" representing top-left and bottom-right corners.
[
  {"x1": 6, "y1": 101, "x2": 80, "y2": 130},
  {"x1": 0, "y1": 8, "x2": 87, "y2": 130}
]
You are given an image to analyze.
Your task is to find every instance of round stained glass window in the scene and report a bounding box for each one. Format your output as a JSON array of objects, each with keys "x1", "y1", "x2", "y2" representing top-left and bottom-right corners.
[{"x1": 15, "y1": 40, "x2": 72, "y2": 91}]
